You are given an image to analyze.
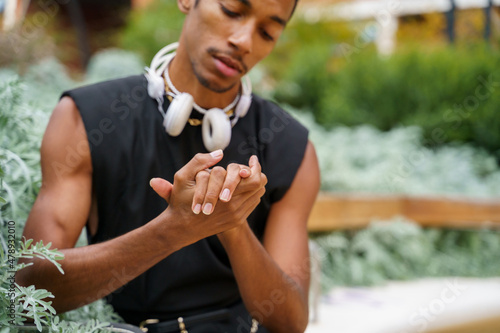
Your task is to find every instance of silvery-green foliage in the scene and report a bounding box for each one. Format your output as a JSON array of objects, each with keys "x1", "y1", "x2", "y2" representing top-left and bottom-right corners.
[
  {"x1": 0, "y1": 236, "x2": 119, "y2": 332},
  {"x1": 59, "y1": 299, "x2": 122, "y2": 327},
  {"x1": 314, "y1": 217, "x2": 500, "y2": 291},
  {"x1": 1, "y1": 58, "x2": 132, "y2": 331},
  {"x1": 0, "y1": 238, "x2": 63, "y2": 330},
  {"x1": 18, "y1": 49, "x2": 144, "y2": 111},
  {"x1": 0, "y1": 78, "x2": 47, "y2": 226},
  {"x1": 23, "y1": 58, "x2": 76, "y2": 111},
  {"x1": 0, "y1": 69, "x2": 17, "y2": 83},
  {"x1": 290, "y1": 109, "x2": 500, "y2": 198},
  {"x1": 85, "y1": 49, "x2": 144, "y2": 84}
]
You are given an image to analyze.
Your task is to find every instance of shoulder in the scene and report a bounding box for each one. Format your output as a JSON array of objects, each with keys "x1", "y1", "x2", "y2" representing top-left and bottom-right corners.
[
  {"x1": 60, "y1": 74, "x2": 155, "y2": 127},
  {"x1": 61, "y1": 75, "x2": 149, "y2": 110},
  {"x1": 64, "y1": 75, "x2": 147, "y2": 96}
]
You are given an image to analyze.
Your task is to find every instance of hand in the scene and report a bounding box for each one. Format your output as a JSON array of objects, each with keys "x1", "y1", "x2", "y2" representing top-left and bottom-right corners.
[
  {"x1": 191, "y1": 162, "x2": 252, "y2": 215},
  {"x1": 149, "y1": 149, "x2": 224, "y2": 220},
  {"x1": 149, "y1": 152, "x2": 266, "y2": 246},
  {"x1": 216, "y1": 155, "x2": 267, "y2": 239},
  {"x1": 190, "y1": 155, "x2": 266, "y2": 219}
]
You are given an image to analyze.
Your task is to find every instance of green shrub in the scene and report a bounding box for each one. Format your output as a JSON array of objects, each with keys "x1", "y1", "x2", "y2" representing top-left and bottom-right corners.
[
  {"x1": 291, "y1": 109, "x2": 500, "y2": 197},
  {"x1": 119, "y1": 0, "x2": 184, "y2": 65},
  {"x1": 314, "y1": 218, "x2": 500, "y2": 291},
  {"x1": 275, "y1": 44, "x2": 500, "y2": 159}
]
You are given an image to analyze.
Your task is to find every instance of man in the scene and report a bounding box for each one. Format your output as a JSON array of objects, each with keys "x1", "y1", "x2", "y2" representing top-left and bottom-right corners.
[{"x1": 17, "y1": 0, "x2": 320, "y2": 332}]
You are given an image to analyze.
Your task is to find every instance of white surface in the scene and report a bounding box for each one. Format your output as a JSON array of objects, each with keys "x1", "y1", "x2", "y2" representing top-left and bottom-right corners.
[
  {"x1": 306, "y1": 277, "x2": 500, "y2": 333},
  {"x1": 299, "y1": 0, "x2": 500, "y2": 22}
]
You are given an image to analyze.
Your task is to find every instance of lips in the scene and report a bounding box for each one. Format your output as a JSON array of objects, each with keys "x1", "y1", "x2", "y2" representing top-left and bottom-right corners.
[
  {"x1": 215, "y1": 55, "x2": 243, "y2": 73},
  {"x1": 213, "y1": 54, "x2": 245, "y2": 78}
]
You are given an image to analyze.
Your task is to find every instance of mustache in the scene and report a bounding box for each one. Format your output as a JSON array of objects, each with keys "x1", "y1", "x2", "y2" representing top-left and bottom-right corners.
[{"x1": 207, "y1": 47, "x2": 248, "y2": 73}]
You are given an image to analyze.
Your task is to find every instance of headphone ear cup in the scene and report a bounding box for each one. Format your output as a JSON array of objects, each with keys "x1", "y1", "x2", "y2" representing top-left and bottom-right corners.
[
  {"x1": 164, "y1": 93, "x2": 193, "y2": 136},
  {"x1": 234, "y1": 94, "x2": 252, "y2": 119},
  {"x1": 145, "y1": 70, "x2": 165, "y2": 100},
  {"x1": 202, "y1": 108, "x2": 232, "y2": 152}
]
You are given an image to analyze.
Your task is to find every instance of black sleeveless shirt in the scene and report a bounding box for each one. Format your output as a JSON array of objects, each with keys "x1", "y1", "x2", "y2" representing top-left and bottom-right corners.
[{"x1": 62, "y1": 75, "x2": 308, "y2": 325}]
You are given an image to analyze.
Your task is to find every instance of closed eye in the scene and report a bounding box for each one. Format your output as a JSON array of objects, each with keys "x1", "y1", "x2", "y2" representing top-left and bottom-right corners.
[
  {"x1": 260, "y1": 28, "x2": 274, "y2": 42},
  {"x1": 221, "y1": 5, "x2": 241, "y2": 18}
]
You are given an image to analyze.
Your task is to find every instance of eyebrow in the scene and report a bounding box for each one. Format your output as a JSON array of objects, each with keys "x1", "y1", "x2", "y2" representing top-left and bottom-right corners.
[
  {"x1": 235, "y1": 0, "x2": 287, "y2": 27},
  {"x1": 236, "y1": 0, "x2": 251, "y2": 8},
  {"x1": 271, "y1": 15, "x2": 287, "y2": 27}
]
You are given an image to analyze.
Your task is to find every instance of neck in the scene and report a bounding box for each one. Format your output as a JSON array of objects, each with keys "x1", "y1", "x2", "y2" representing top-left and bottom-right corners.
[{"x1": 168, "y1": 45, "x2": 241, "y2": 110}]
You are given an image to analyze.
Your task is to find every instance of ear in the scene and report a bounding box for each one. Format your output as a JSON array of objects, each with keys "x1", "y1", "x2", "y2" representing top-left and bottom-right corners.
[{"x1": 177, "y1": 0, "x2": 193, "y2": 14}]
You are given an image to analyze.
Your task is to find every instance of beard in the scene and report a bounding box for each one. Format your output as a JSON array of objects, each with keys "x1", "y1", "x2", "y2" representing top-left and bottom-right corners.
[{"x1": 192, "y1": 59, "x2": 238, "y2": 93}]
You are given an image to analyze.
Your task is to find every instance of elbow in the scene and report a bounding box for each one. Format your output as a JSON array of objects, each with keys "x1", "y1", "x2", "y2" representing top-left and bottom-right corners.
[
  {"x1": 281, "y1": 288, "x2": 309, "y2": 332},
  {"x1": 266, "y1": 303, "x2": 309, "y2": 333},
  {"x1": 274, "y1": 317, "x2": 309, "y2": 333},
  {"x1": 294, "y1": 307, "x2": 309, "y2": 333}
]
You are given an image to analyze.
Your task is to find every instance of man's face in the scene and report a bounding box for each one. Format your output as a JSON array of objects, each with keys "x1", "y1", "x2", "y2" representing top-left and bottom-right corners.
[{"x1": 179, "y1": 0, "x2": 295, "y2": 93}]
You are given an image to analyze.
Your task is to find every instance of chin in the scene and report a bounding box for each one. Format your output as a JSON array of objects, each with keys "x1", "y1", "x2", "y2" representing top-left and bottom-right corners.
[{"x1": 198, "y1": 72, "x2": 239, "y2": 94}]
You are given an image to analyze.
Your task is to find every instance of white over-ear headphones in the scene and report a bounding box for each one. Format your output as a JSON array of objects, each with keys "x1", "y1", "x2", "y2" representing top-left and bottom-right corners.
[{"x1": 145, "y1": 42, "x2": 252, "y2": 152}]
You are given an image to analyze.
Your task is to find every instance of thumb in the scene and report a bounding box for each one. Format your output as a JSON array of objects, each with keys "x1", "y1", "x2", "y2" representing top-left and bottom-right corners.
[{"x1": 150, "y1": 177, "x2": 173, "y2": 202}]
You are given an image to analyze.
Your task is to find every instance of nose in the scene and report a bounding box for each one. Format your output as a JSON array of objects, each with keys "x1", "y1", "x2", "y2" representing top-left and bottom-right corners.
[{"x1": 228, "y1": 22, "x2": 253, "y2": 54}]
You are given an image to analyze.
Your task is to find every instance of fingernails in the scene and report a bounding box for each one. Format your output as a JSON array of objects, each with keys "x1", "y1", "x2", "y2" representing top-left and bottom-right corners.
[
  {"x1": 150, "y1": 178, "x2": 161, "y2": 188},
  {"x1": 210, "y1": 149, "x2": 223, "y2": 158},
  {"x1": 220, "y1": 188, "x2": 231, "y2": 202},
  {"x1": 193, "y1": 204, "x2": 202, "y2": 215},
  {"x1": 203, "y1": 203, "x2": 213, "y2": 215},
  {"x1": 240, "y1": 168, "x2": 250, "y2": 177}
]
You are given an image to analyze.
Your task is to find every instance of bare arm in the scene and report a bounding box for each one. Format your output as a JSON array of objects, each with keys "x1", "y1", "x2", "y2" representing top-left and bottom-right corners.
[{"x1": 218, "y1": 141, "x2": 321, "y2": 332}]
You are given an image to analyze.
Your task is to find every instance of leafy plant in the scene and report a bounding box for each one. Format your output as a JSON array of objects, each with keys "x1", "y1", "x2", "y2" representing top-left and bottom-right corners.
[
  {"x1": 0, "y1": 236, "x2": 62, "y2": 331},
  {"x1": 274, "y1": 43, "x2": 500, "y2": 159},
  {"x1": 0, "y1": 57, "x2": 131, "y2": 332},
  {"x1": 0, "y1": 236, "x2": 118, "y2": 332},
  {"x1": 0, "y1": 78, "x2": 46, "y2": 227},
  {"x1": 0, "y1": 236, "x2": 62, "y2": 330},
  {"x1": 289, "y1": 108, "x2": 500, "y2": 197},
  {"x1": 313, "y1": 217, "x2": 500, "y2": 291},
  {"x1": 119, "y1": 0, "x2": 185, "y2": 65}
]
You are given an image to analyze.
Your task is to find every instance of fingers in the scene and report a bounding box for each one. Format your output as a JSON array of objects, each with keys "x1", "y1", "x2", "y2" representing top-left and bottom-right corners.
[
  {"x1": 188, "y1": 154, "x2": 264, "y2": 216},
  {"x1": 150, "y1": 178, "x2": 173, "y2": 202},
  {"x1": 219, "y1": 164, "x2": 251, "y2": 203},
  {"x1": 249, "y1": 155, "x2": 261, "y2": 174},
  {"x1": 191, "y1": 163, "x2": 251, "y2": 215},
  {"x1": 192, "y1": 170, "x2": 210, "y2": 214},
  {"x1": 201, "y1": 166, "x2": 226, "y2": 215},
  {"x1": 174, "y1": 150, "x2": 224, "y2": 184},
  {"x1": 233, "y1": 155, "x2": 267, "y2": 195}
]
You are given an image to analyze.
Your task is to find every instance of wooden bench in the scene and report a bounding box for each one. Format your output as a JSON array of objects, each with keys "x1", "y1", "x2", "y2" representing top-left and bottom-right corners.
[{"x1": 308, "y1": 194, "x2": 500, "y2": 232}]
